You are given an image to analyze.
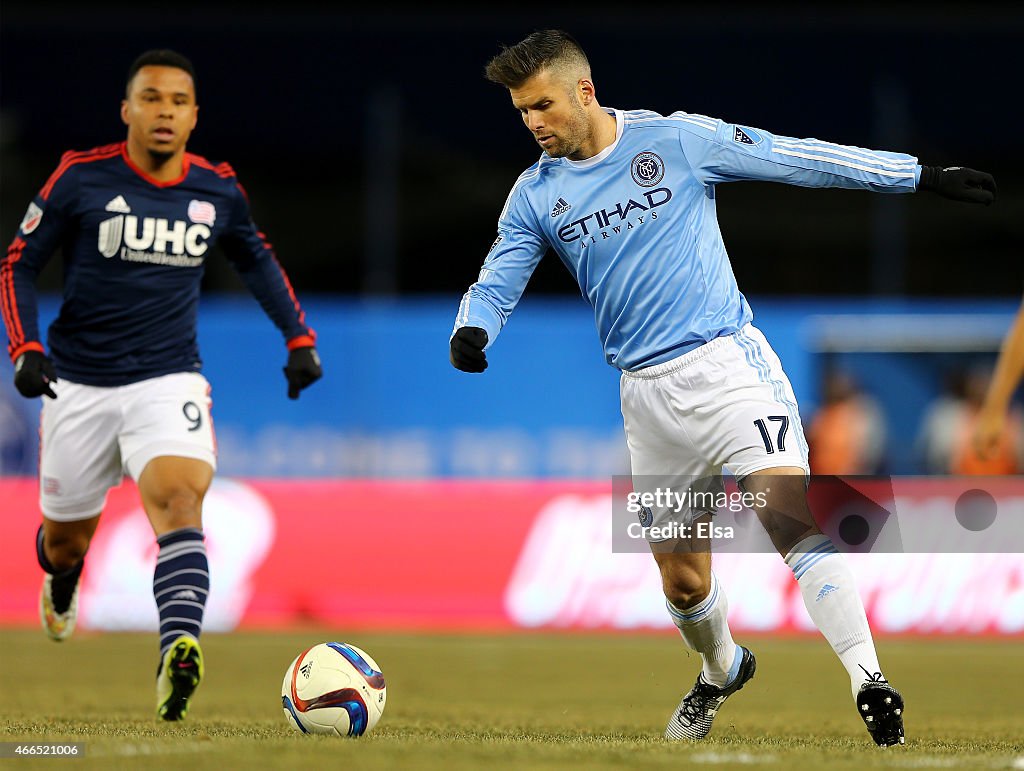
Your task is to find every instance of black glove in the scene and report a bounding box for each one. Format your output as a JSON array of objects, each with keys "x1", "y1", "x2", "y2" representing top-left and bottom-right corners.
[
  {"x1": 283, "y1": 346, "x2": 322, "y2": 399},
  {"x1": 450, "y1": 327, "x2": 488, "y2": 373},
  {"x1": 918, "y1": 166, "x2": 996, "y2": 205},
  {"x1": 14, "y1": 350, "x2": 58, "y2": 399}
]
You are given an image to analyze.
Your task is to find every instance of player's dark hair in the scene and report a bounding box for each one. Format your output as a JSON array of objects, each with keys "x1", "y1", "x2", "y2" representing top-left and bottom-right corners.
[
  {"x1": 126, "y1": 49, "x2": 196, "y2": 97},
  {"x1": 485, "y1": 29, "x2": 590, "y2": 88}
]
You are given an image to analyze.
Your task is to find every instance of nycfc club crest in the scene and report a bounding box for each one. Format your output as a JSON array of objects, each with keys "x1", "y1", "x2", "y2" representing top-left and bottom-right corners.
[
  {"x1": 638, "y1": 505, "x2": 654, "y2": 527},
  {"x1": 631, "y1": 152, "x2": 665, "y2": 187}
]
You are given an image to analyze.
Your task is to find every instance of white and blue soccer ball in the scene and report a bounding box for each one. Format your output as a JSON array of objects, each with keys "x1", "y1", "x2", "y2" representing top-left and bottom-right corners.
[{"x1": 281, "y1": 642, "x2": 387, "y2": 736}]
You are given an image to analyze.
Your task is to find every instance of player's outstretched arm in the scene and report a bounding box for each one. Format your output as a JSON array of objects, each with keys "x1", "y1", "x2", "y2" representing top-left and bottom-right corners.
[
  {"x1": 917, "y1": 166, "x2": 997, "y2": 204},
  {"x1": 680, "y1": 116, "x2": 997, "y2": 204},
  {"x1": 975, "y1": 299, "x2": 1024, "y2": 458},
  {"x1": 450, "y1": 327, "x2": 489, "y2": 373},
  {"x1": 13, "y1": 349, "x2": 57, "y2": 399}
]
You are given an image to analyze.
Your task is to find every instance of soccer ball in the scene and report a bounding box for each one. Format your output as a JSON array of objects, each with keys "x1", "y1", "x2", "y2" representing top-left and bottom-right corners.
[{"x1": 281, "y1": 642, "x2": 387, "y2": 736}]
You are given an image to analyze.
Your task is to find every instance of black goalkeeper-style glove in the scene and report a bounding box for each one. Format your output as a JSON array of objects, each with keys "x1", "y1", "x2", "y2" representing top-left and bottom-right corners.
[
  {"x1": 13, "y1": 350, "x2": 58, "y2": 399},
  {"x1": 283, "y1": 346, "x2": 322, "y2": 399},
  {"x1": 450, "y1": 327, "x2": 488, "y2": 373},
  {"x1": 918, "y1": 166, "x2": 996, "y2": 205}
]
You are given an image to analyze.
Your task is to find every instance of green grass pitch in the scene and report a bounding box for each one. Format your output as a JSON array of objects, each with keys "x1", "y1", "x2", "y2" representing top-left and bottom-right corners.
[{"x1": 1, "y1": 629, "x2": 1021, "y2": 769}]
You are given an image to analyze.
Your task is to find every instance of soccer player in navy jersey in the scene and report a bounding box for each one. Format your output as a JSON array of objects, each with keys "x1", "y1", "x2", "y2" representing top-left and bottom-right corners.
[
  {"x1": 450, "y1": 30, "x2": 996, "y2": 746},
  {"x1": 1, "y1": 49, "x2": 322, "y2": 721}
]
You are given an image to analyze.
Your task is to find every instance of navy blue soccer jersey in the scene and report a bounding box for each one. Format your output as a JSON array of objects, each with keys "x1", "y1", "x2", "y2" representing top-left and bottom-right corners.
[{"x1": 1, "y1": 142, "x2": 315, "y2": 386}]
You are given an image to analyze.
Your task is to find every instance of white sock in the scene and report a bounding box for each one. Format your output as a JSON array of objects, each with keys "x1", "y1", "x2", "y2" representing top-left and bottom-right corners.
[
  {"x1": 665, "y1": 572, "x2": 740, "y2": 687},
  {"x1": 785, "y1": 534, "x2": 883, "y2": 698}
]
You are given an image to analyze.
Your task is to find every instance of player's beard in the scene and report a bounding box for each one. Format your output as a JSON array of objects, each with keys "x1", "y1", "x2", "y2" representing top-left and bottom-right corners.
[{"x1": 548, "y1": 100, "x2": 592, "y2": 160}]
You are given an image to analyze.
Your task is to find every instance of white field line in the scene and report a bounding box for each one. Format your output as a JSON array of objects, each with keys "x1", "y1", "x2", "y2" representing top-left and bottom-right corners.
[{"x1": 690, "y1": 752, "x2": 777, "y2": 765}]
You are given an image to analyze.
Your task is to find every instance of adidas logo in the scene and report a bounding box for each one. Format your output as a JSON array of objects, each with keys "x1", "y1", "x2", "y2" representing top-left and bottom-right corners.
[
  {"x1": 105, "y1": 195, "x2": 131, "y2": 213},
  {"x1": 815, "y1": 583, "x2": 839, "y2": 602},
  {"x1": 550, "y1": 197, "x2": 571, "y2": 217},
  {"x1": 171, "y1": 589, "x2": 200, "y2": 601},
  {"x1": 300, "y1": 662, "x2": 314, "y2": 679}
]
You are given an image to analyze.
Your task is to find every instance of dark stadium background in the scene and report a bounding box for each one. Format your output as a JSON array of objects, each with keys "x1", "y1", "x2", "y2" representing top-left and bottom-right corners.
[{"x1": 2, "y1": 4, "x2": 1021, "y2": 299}]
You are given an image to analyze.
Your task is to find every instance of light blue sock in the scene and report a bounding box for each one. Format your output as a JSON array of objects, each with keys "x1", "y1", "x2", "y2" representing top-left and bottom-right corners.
[{"x1": 723, "y1": 644, "x2": 743, "y2": 686}]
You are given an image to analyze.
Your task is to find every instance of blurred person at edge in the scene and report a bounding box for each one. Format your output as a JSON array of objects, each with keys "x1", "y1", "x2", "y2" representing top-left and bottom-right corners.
[
  {"x1": 807, "y1": 368, "x2": 886, "y2": 475},
  {"x1": 973, "y1": 297, "x2": 1024, "y2": 467}
]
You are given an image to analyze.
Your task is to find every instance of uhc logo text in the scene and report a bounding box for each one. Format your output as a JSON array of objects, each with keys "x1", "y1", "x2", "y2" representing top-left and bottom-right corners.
[{"x1": 98, "y1": 215, "x2": 211, "y2": 265}]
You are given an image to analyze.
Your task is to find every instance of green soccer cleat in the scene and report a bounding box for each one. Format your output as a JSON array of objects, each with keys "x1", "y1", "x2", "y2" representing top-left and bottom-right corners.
[
  {"x1": 156, "y1": 636, "x2": 204, "y2": 721},
  {"x1": 39, "y1": 574, "x2": 78, "y2": 642}
]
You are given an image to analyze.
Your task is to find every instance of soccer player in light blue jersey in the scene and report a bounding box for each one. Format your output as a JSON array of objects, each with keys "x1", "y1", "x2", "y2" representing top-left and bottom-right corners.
[{"x1": 451, "y1": 30, "x2": 996, "y2": 747}]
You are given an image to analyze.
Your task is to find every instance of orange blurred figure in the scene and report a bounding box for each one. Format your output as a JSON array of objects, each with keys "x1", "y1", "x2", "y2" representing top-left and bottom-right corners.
[
  {"x1": 807, "y1": 369, "x2": 886, "y2": 475},
  {"x1": 955, "y1": 362, "x2": 1023, "y2": 475},
  {"x1": 972, "y1": 298, "x2": 1024, "y2": 466}
]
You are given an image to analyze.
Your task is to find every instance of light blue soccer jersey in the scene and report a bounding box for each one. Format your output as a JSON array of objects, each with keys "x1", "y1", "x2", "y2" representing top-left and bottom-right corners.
[{"x1": 454, "y1": 108, "x2": 920, "y2": 372}]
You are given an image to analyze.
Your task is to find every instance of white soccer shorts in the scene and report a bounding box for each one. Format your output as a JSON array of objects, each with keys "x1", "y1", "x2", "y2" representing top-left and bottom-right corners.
[
  {"x1": 39, "y1": 372, "x2": 217, "y2": 521},
  {"x1": 620, "y1": 324, "x2": 808, "y2": 538}
]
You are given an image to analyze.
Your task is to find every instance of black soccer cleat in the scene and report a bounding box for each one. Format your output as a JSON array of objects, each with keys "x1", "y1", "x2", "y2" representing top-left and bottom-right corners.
[
  {"x1": 857, "y1": 673, "x2": 905, "y2": 747},
  {"x1": 664, "y1": 646, "x2": 757, "y2": 740}
]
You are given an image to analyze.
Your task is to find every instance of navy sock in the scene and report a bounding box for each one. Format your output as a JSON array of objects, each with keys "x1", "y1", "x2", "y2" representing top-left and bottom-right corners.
[
  {"x1": 153, "y1": 527, "x2": 209, "y2": 658},
  {"x1": 36, "y1": 525, "x2": 83, "y2": 614}
]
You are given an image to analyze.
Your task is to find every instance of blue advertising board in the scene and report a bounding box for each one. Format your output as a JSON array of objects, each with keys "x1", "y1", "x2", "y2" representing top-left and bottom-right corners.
[{"x1": 0, "y1": 296, "x2": 1017, "y2": 477}]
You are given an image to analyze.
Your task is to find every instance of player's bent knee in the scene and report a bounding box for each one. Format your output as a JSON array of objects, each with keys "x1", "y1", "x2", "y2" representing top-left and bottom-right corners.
[
  {"x1": 661, "y1": 569, "x2": 712, "y2": 610},
  {"x1": 137, "y1": 456, "x2": 212, "y2": 534},
  {"x1": 148, "y1": 487, "x2": 205, "y2": 532},
  {"x1": 653, "y1": 551, "x2": 712, "y2": 609},
  {"x1": 664, "y1": 582, "x2": 711, "y2": 611},
  {"x1": 160, "y1": 485, "x2": 203, "y2": 513},
  {"x1": 45, "y1": 532, "x2": 91, "y2": 571},
  {"x1": 140, "y1": 482, "x2": 208, "y2": 532}
]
